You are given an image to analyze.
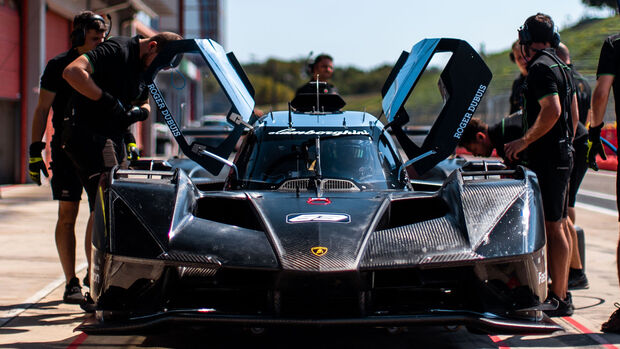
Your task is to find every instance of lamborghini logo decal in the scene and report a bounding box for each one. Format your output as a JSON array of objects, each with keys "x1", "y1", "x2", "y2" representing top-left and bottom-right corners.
[{"x1": 311, "y1": 247, "x2": 328, "y2": 256}]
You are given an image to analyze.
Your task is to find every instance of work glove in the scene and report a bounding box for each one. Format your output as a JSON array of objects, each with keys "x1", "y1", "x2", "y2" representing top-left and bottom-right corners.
[
  {"x1": 127, "y1": 142, "x2": 140, "y2": 161},
  {"x1": 97, "y1": 91, "x2": 126, "y2": 118},
  {"x1": 124, "y1": 106, "x2": 149, "y2": 128},
  {"x1": 28, "y1": 141, "x2": 49, "y2": 185},
  {"x1": 587, "y1": 123, "x2": 607, "y2": 171}
]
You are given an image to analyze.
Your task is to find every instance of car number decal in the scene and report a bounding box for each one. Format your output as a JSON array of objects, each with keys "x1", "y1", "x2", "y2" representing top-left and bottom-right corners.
[{"x1": 286, "y1": 213, "x2": 350, "y2": 223}]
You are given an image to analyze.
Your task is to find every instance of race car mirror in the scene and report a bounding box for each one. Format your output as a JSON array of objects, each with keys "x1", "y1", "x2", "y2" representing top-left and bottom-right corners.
[
  {"x1": 381, "y1": 38, "x2": 492, "y2": 176},
  {"x1": 143, "y1": 38, "x2": 256, "y2": 175}
]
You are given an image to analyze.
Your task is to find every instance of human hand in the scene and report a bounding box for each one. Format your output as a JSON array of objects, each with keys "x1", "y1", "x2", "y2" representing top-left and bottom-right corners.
[
  {"x1": 28, "y1": 141, "x2": 49, "y2": 185},
  {"x1": 587, "y1": 123, "x2": 607, "y2": 171},
  {"x1": 127, "y1": 142, "x2": 140, "y2": 161},
  {"x1": 97, "y1": 91, "x2": 126, "y2": 118},
  {"x1": 504, "y1": 138, "x2": 528, "y2": 162}
]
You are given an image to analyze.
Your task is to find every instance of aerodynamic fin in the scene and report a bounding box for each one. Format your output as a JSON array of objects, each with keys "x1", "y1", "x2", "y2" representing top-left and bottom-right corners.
[
  {"x1": 382, "y1": 38, "x2": 492, "y2": 176},
  {"x1": 143, "y1": 39, "x2": 256, "y2": 174}
]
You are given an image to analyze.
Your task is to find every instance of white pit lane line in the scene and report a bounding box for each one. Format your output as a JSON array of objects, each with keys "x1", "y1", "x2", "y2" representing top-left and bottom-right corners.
[
  {"x1": 575, "y1": 202, "x2": 618, "y2": 217},
  {"x1": 0, "y1": 262, "x2": 87, "y2": 327},
  {"x1": 578, "y1": 189, "x2": 617, "y2": 202}
]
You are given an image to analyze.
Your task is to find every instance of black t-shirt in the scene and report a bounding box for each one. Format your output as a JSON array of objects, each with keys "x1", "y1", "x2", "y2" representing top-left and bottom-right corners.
[
  {"x1": 295, "y1": 81, "x2": 338, "y2": 96},
  {"x1": 523, "y1": 48, "x2": 575, "y2": 163},
  {"x1": 488, "y1": 113, "x2": 524, "y2": 167},
  {"x1": 73, "y1": 35, "x2": 148, "y2": 137},
  {"x1": 569, "y1": 66, "x2": 590, "y2": 141},
  {"x1": 40, "y1": 48, "x2": 80, "y2": 132},
  {"x1": 596, "y1": 34, "x2": 620, "y2": 121},
  {"x1": 509, "y1": 74, "x2": 526, "y2": 115},
  {"x1": 570, "y1": 66, "x2": 591, "y2": 125}
]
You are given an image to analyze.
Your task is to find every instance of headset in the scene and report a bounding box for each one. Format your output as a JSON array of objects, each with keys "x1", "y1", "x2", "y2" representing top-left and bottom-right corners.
[
  {"x1": 71, "y1": 14, "x2": 111, "y2": 48},
  {"x1": 518, "y1": 20, "x2": 560, "y2": 48}
]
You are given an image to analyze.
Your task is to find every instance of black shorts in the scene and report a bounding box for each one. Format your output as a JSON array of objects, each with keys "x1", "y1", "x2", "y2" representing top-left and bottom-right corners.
[
  {"x1": 50, "y1": 142, "x2": 82, "y2": 202},
  {"x1": 568, "y1": 137, "x2": 588, "y2": 207},
  {"x1": 530, "y1": 156, "x2": 572, "y2": 222},
  {"x1": 64, "y1": 133, "x2": 127, "y2": 211}
]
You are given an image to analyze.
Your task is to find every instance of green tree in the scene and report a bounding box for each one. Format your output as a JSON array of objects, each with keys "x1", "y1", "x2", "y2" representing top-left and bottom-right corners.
[{"x1": 582, "y1": 0, "x2": 618, "y2": 13}]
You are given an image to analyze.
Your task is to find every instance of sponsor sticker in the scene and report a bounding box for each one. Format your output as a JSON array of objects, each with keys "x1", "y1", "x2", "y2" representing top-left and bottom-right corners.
[
  {"x1": 268, "y1": 128, "x2": 369, "y2": 136},
  {"x1": 286, "y1": 213, "x2": 351, "y2": 224}
]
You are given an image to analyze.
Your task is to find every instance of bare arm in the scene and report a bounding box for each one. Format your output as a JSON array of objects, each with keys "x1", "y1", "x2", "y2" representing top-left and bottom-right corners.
[
  {"x1": 591, "y1": 75, "x2": 614, "y2": 128},
  {"x1": 571, "y1": 93, "x2": 578, "y2": 140},
  {"x1": 504, "y1": 94, "x2": 562, "y2": 161},
  {"x1": 62, "y1": 55, "x2": 103, "y2": 101},
  {"x1": 31, "y1": 89, "x2": 56, "y2": 142}
]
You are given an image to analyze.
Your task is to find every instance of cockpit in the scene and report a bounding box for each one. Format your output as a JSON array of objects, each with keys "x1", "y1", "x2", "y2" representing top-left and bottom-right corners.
[{"x1": 235, "y1": 127, "x2": 404, "y2": 191}]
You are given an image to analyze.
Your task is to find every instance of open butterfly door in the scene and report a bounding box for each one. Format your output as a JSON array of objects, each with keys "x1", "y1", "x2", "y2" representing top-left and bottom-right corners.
[
  {"x1": 143, "y1": 38, "x2": 256, "y2": 175},
  {"x1": 382, "y1": 38, "x2": 492, "y2": 176}
]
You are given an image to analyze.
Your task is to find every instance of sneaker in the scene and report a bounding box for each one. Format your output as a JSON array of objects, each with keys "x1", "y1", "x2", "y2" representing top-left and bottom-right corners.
[
  {"x1": 568, "y1": 268, "x2": 589, "y2": 290},
  {"x1": 544, "y1": 291, "x2": 574, "y2": 317},
  {"x1": 63, "y1": 277, "x2": 83, "y2": 304},
  {"x1": 602, "y1": 303, "x2": 620, "y2": 333},
  {"x1": 79, "y1": 292, "x2": 96, "y2": 313},
  {"x1": 83, "y1": 270, "x2": 90, "y2": 288}
]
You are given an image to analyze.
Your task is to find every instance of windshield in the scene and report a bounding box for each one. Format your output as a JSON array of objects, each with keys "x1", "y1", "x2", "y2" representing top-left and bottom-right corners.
[{"x1": 237, "y1": 129, "x2": 403, "y2": 190}]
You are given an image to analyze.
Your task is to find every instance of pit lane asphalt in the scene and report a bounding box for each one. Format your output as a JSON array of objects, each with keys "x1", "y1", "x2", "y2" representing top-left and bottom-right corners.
[{"x1": 1, "y1": 171, "x2": 620, "y2": 349}]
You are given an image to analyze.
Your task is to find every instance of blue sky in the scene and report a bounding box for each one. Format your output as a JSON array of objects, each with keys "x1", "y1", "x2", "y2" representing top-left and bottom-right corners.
[{"x1": 226, "y1": 0, "x2": 612, "y2": 69}]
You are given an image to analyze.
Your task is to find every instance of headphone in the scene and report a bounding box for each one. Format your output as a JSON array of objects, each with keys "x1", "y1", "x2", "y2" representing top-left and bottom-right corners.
[
  {"x1": 71, "y1": 14, "x2": 110, "y2": 48},
  {"x1": 518, "y1": 21, "x2": 560, "y2": 48}
]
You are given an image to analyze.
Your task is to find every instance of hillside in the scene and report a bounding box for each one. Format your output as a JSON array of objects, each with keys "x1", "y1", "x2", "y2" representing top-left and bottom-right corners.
[
  {"x1": 248, "y1": 16, "x2": 620, "y2": 125},
  {"x1": 340, "y1": 16, "x2": 620, "y2": 125}
]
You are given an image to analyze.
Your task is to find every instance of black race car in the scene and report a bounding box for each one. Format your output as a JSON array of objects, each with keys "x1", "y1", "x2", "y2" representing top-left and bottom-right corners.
[{"x1": 82, "y1": 38, "x2": 560, "y2": 334}]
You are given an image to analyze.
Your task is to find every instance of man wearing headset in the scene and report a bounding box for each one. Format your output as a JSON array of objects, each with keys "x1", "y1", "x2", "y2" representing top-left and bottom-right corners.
[
  {"x1": 28, "y1": 11, "x2": 106, "y2": 304},
  {"x1": 504, "y1": 13, "x2": 579, "y2": 317},
  {"x1": 295, "y1": 54, "x2": 337, "y2": 95}
]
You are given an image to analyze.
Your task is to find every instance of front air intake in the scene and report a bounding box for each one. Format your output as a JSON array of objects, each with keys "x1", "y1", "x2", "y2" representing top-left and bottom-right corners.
[
  {"x1": 194, "y1": 197, "x2": 264, "y2": 231},
  {"x1": 278, "y1": 179, "x2": 360, "y2": 192}
]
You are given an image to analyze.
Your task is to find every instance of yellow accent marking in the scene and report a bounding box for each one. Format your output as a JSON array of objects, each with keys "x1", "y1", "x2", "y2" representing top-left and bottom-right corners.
[
  {"x1": 98, "y1": 186, "x2": 108, "y2": 238},
  {"x1": 311, "y1": 247, "x2": 328, "y2": 256}
]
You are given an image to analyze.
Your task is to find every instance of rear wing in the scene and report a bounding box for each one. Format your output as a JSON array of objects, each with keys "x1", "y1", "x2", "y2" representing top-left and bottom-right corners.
[
  {"x1": 382, "y1": 39, "x2": 492, "y2": 176},
  {"x1": 143, "y1": 39, "x2": 255, "y2": 175}
]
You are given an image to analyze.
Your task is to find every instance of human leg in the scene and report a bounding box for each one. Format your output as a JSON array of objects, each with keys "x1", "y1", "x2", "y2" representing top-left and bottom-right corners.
[
  {"x1": 601, "y1": 224, "x2": 620, "y2": 332},
  {"x1": 56, "y1": 201, "x2": 79, "y2": 283},
  {"x1": 546, "y1": 219, "x2": 570, "y2": 299},
  {"x1": 567, "y1": 216, "x2": 582, "y2": 270},
  {"x1": 83, "y1": 211, "x2": 94, "y2": 288},
  {"x1": 531, "y1": 158, "x2": 574, "y2": 316}
]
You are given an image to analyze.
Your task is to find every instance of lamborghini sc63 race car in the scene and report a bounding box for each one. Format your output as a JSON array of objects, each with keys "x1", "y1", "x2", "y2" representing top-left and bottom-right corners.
[{"x1": 82, "y1": 38, "x2": 561, "y2": 334}]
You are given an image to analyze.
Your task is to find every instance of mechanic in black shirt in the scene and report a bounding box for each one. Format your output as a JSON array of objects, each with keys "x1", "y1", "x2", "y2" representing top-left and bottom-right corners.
[
  {"x1": 591, "y1": 33, "x2": 620, "y2": 333},
  {"x1": 295, "y1": 54, "x2": 338, "y2": 95},
  {"x1": 556, "y1": 42, "x2": 591, "y2": 290},
  {"x1": 62, "y1": 32, "x2": 181, "y2": 309},
  {"x1": 458, "y1": 116, "x2": 524, "y2": 168},
  {"x1": 509, "y1": 40, "x2": 528, "y2": 115},
  {"x1": 504, "y1": 13, "x2": 579, "y2": 317},
  {"x1": 28, "y1": 11, "x2": 105, "y2": 304},
  {"x1": 62, "y1": 32, "x2": 182, "y2": 211}
]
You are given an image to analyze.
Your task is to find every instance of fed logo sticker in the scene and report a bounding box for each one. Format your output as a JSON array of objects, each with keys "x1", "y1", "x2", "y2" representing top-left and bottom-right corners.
[{"x1": 286, "y1": 213, "x2": 351, "y2": 224}]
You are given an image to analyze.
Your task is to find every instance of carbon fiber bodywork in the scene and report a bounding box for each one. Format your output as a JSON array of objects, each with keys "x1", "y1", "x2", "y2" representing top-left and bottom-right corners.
[{"x1": 83, "y1": 38, "x2": 559, "y2": 334}]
